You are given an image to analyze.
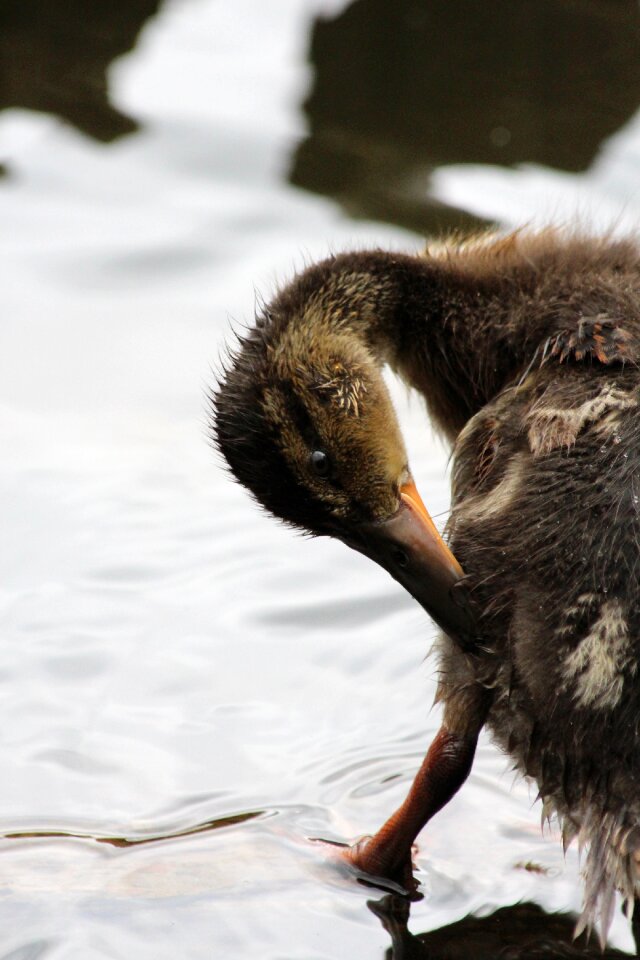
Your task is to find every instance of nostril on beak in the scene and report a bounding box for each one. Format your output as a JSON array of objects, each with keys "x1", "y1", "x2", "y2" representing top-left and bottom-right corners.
[{"x1": 392, "y1": 547, "x2": 409, "y2": 568}]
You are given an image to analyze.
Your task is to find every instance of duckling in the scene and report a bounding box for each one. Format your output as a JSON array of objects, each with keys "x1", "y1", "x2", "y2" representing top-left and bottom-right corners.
[{"x1": 213, "y1": 230, "x2": 640, "y2": 944}]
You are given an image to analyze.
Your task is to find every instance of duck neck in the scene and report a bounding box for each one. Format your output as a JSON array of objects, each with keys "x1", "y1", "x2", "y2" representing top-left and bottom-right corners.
[{"x1": 313, "y1": 249, "x2": 528, "y2": 441}]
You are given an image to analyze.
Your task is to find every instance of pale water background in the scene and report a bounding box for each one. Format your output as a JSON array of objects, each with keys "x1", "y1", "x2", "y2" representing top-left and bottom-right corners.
[{"x1": 2, "y1": 1, "x2": 640, "y2": 956}]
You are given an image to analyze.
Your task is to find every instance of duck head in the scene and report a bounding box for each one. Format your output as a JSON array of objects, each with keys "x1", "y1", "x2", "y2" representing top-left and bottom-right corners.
[{"x1": 214, "y1": 261, "x2": 475, "y2": 644}]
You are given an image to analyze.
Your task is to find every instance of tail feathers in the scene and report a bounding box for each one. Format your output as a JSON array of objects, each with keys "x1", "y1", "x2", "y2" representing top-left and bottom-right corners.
[{"x1": 570, "y1": 807, "x2": 640, "y2": 948}]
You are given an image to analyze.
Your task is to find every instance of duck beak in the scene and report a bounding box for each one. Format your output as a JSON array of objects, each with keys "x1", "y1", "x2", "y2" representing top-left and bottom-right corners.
[{"x1": 346, "y1": 479, "x2": 476, "y2": 646}]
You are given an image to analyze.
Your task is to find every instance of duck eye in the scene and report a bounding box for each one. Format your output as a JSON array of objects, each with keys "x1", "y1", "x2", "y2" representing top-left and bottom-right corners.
[{"x1": 310, "y1": 450, "x2": 331, "y2": 478}]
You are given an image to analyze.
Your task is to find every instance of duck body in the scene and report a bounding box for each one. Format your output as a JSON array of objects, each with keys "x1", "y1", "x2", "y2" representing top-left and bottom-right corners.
[
  {"x1": 408, "y1": 233, "x2": 640, "y2": 930},
  {"x1": 448, "y1": 359, "x2": 640, "y2": 929},
  {"x1": 214, "y1": 229, "x2": 640, "y2": 940}
]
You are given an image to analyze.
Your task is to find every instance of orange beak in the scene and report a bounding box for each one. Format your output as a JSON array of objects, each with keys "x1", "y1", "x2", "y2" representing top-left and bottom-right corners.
[
  {"x1": 344, "y1": 477, "x2": 474, "y2": 645},
  {"x1": 399, "y1": 479, "x2": 464, "y2": 579}
]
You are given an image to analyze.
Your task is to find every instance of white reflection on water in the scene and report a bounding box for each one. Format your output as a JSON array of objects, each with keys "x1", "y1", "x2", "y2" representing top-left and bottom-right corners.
[
  {"x1": 432, "y1": 106, "x2": 640, "y2": 232},
  {"x1": 0, "y1": 0, "x2": 638, "y2": 956}
]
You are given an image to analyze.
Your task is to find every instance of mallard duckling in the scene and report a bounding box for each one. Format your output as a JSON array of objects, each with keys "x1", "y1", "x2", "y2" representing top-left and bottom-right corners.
[{"x1": 213, "y1": 230, "x2": 640, "y2": 943}]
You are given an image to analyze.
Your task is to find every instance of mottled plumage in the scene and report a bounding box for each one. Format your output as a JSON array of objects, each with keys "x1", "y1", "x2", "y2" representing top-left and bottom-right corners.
[
  {"x1": 449, "y1": 363, "x2": 640, "y2": 935},
  {"x1": 213, "y1": 229, "x2": 640, "y2": 945}
]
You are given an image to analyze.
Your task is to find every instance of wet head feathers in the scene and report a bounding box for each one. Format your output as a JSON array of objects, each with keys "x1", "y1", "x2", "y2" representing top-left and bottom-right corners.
[{"x1": 212, "y1": 258, "x2": 407, "y2": 535}]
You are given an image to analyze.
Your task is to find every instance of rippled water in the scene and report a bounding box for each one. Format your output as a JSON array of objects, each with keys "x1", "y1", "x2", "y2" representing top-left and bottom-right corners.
[{"x1": 3, "y1": 1, "x2": 640, "y2": 956}]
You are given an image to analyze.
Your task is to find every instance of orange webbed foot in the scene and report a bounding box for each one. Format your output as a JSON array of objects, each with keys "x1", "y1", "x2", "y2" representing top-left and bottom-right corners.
[{"x1": 314, "y1": 835, "x2": 420, "y2": 898}]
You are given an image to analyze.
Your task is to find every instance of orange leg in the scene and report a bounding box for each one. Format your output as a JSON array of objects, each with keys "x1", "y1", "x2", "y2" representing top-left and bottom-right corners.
[{"x1": 342, "y1": 725, "x2": 480, "y2": 887}]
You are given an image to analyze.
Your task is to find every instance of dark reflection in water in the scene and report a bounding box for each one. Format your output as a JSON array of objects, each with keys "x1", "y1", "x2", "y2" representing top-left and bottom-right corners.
[
  {"x1": 0, "y1": 0, "x2": 161, "y2": 146},
  {"x1": 369, "y1": 897, "x2": 633, "y2": 959},
  {"x1": 291, "y1": 0, "x2": 640, "y2": 235}
]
